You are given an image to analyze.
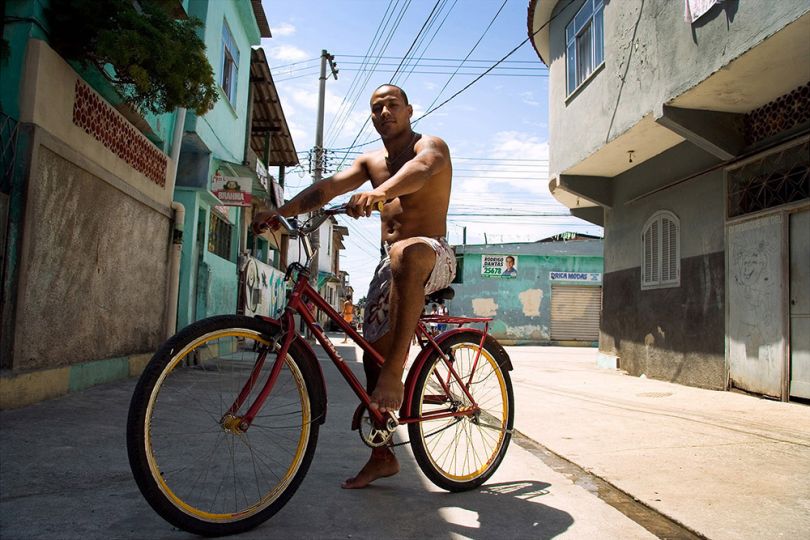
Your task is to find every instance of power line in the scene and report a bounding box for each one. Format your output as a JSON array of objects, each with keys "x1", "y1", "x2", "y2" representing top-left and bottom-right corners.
[
  {"x1": 325, "y1": 0, "x2": 413, "y2": 146},
  {"x1": 416, "y1": 0, "x2": 508, "y2": 128},
  {"x1": 393, "y1": 0, "x2": 458, "y2": 88},
  {"x1": 337, "y1": 54, "x2": 543, "y2": 64},
  {"x1": 325, "y1": 0, "x2": 404, "y2": 145}
]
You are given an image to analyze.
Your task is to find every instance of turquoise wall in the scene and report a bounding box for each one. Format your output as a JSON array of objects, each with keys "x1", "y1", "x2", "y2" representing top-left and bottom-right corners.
[
  {"x1": 198, "y1": 248, "x2": 238, "y2": 317},
  {"x1": 1, "y1": 1, "x2": 48, "y2": 118},
  {"x1": 171, "y1": 0, "x2": 262, "y2": 330},
  {"x1": 450, "y1": 252, "x2": 603, "y2": 343},
  {"x1": 174, "y1": 187, "x2": 240, "y2": 330},
  {"x1": 185, "y1": 0, "x2": 259, "y2": 165}
]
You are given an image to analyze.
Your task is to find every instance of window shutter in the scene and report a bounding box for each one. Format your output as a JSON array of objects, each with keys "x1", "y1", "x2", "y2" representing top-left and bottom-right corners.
[
  {"x1": 650, "y1": 220, "x2": 659, "y2": 283},
  {"x1": 662, "y1": 217, "x2": 679, "y2": 283},
  {"x1": 642, "y1": 211, "x2": 680, "y2": 289},
  {"x1": 661, "y1": 217, "x2": 671, "y2": 282},
  {"x1": 643, "y1": 226, "x2": 653, "y2": 285}
]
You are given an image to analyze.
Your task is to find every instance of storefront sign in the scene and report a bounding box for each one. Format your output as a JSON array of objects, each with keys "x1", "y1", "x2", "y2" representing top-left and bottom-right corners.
[
  {"x1": 481, "y1": 254, "x2": 519, "y2": 278},
  {"x1": 212, "y1": 170, "x2": 252, "y2": 206},
  {"x1": 271, "y1": 180, "x2": 285, "y2": 208},
  {"x1": 549, "y1": 271, "x2": 602, "y2": 283},
  {"x1": 256, "y1": 159, "x2": 269, "y2": 190}
]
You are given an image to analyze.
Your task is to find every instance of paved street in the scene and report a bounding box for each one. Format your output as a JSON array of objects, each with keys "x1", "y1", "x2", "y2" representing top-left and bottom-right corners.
[{"x1": 1, "y1": 337, "x2": 808, "y2": 539}]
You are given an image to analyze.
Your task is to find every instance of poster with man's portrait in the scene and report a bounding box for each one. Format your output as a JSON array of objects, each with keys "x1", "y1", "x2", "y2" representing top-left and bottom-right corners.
[{"x1": 481, "y1": 255, "x2": 518, "y2": 278}]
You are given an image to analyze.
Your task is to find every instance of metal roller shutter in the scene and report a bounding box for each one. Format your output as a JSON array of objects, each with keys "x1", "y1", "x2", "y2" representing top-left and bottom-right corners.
[{"x1": 550, "y1": 285, "x2": 602, "y2": 341}]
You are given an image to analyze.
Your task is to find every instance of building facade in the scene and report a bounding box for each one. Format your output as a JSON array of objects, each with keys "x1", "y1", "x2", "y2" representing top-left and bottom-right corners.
[
  {"x1": 450, "y1": 238, "x2": 604, "y2": 344},
  {"x1": 528, "y1": 0, "x2": 810, "y2": 399},
  {"x1": 0, "y1": 0, "x2": 297, "y2": 408}
]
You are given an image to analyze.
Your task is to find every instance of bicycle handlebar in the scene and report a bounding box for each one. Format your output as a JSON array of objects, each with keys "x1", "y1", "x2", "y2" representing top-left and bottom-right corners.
[{"x1": 267, "y1": 202, "x2": 385, "y2": 265}]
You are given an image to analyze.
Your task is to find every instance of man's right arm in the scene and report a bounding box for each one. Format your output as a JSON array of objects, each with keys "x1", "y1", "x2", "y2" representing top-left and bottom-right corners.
[{"x1": 253, "y1": 156, "x2": 370, "y2": 232}]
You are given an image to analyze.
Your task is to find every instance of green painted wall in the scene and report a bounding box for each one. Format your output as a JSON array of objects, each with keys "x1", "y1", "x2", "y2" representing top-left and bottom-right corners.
[
  {"x1": 1, "y1": 0, "x2": 48, "y2": 119},
  {"x1": 184, "y1": 0, "x2": 259, "y2": 164},
  {"x1": 450, "y1": 245, "x2": 603, "y2": 343}
]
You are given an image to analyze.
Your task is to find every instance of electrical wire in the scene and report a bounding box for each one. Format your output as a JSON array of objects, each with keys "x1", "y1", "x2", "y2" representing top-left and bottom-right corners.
[{"x1": 325, "y1": 0, "x2": 402, "y2": 144}]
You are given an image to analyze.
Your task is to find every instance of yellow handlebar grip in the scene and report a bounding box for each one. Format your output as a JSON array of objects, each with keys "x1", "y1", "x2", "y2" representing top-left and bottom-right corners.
[{"x1": 375, "y1": 201, "x2": 384, "y2": 212}]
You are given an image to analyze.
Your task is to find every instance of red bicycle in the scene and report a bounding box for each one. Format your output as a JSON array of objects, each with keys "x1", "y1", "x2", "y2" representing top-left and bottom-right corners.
[{"x1": 126, "y1": 206, "x2": 515, "y2": 536}]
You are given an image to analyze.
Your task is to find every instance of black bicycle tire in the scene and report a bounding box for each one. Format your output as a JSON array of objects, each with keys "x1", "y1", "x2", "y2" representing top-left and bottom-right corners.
[
  {"x1": 126, "y1": 314, "x2": 321, "y2": 536},
  {"x1": 407, "y1": 331, "x2": 514, "y2": 492}
]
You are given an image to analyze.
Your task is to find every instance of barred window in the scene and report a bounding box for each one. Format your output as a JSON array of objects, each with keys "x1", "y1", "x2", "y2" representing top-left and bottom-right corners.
[
  {"x1": 641, "y1": 211, "x2": 680, "y2": 290},
  {"x1": 209, "y1": 211, "x2": 233, "y2": 260}
]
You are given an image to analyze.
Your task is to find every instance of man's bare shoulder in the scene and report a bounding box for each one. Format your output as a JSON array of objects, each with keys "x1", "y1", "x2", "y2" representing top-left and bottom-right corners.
[{"x1": 416, "y1": 134, "x2": 449, "y2": 154}]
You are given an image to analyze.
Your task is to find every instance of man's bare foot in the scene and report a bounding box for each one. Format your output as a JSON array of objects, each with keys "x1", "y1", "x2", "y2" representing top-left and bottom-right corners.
[
  {"x1": 369, "y1": 369, "x2": 404, "y2": 413},
  {"x1": 341, "y1": 448, "x2": 399, "y2": 489}
]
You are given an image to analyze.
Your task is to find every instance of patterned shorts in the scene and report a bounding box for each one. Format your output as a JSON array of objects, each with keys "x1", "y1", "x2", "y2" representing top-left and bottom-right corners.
[{"x1": 363, "y1": 237, "x2": 456, "y2": 344}]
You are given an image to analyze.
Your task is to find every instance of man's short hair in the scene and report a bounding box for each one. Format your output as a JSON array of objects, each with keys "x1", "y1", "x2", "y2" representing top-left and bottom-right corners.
[
  {"x1": 373, "y1": 84, "x2": 409, "y2": 105},
  {"x1": 506, "y1": 256, "x2": 515, "y2": 263}
]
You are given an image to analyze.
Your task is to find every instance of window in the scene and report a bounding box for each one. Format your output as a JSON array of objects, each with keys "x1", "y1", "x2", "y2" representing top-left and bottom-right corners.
[
  {"x1": 208, "y1": 211, "x2": 233, "y2": 260},
  {"x1": 641, "y1": 211, "x2": 680, "y2": 289},
  {"x1": 451, "y1": 256, "x2": 464, "y2": 284},
  {"x1": 566, "y1": 0, "x2": 604, "y2": 95},
  {"x1": 221, "y1": 21, "x2": 240, "y2": 105}
]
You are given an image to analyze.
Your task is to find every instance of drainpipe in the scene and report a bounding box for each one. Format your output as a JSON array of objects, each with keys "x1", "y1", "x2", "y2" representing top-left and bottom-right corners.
[{"x1": 165, "y1": 107, "x2": 187, "y2": 339}]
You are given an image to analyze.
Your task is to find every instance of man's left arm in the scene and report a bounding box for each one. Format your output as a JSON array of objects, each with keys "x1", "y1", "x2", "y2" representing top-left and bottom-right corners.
[{"x1": 349, "y1": 137, "x2": 449, "y2": 216}]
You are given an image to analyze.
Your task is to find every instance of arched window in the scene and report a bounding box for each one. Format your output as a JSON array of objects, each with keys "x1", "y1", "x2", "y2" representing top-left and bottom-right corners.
[{"x1": 641, "y1": 211, "x2": 680, "y2": 289}]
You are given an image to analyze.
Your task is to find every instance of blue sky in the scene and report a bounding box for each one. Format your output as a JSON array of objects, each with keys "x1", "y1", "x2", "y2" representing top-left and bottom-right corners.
[{"x1": 258, "y1": 0, "x2": 602, "y2": 297}]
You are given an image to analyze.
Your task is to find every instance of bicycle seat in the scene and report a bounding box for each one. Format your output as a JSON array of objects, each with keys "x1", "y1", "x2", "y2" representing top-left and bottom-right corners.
[{"x1": 425, "y1": 287, "x2": 454, "y2": 304}]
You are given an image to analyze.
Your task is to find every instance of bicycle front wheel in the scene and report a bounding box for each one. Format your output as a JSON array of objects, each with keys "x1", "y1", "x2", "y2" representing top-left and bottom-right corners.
[
  {"x1": 408, "y1": 331, "x2": 514, "y2": 492},
  {"x1": 127, "y1": 315, "x2": 320, "y2": 536}
]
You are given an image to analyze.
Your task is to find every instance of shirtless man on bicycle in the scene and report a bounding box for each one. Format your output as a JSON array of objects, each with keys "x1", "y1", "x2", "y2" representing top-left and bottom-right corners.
[{"x1": 252, "y1": 84, "x2": 455, "y2": 489}]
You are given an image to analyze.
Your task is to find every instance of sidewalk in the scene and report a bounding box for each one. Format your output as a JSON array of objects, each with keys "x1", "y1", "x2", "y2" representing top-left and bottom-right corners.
[
  {"x1": 507, "y1": 346, "x2": 810, "y2": 539},
  {"x1": 0, "y1": 336, "x2": 652, "y2": 540}
]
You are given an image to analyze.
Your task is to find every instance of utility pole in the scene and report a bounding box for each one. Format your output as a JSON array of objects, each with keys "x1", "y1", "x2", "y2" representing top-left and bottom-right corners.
[
  {"x1": 311, "y1": 50, "x2": 338, "y2": 288},
  {"x1": 313, "y1": 50, "x2": 338, "y2": 184}
]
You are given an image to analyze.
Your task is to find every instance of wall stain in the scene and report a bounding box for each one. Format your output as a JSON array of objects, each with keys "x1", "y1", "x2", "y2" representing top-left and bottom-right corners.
[{"x1": 518, "y1": 289, "x2": 543, "y2": 317}]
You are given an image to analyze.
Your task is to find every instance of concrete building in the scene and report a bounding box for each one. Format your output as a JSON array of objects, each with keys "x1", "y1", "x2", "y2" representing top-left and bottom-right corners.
[
  {"x1": 172, "y1": 1, "x2": 292, "y2": 329},
  {"x1": 0, "y1": 0, "x2": 296, "y2": 408},
  {"x1": 528, "y1": 0, "x2": 810, "y2": 399},
  {"x1": 285, "y1": 214, "x2": 349, "y2": 327},
  {"x1": 450, "y1": 236, "x2": 603, "y2": 345}
]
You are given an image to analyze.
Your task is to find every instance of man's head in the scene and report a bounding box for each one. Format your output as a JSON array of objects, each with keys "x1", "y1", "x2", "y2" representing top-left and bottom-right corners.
[
  {"x1": 505, "y1": 256, "x2": 515, "y2": 268},
  {"x1": 370, "y1": 84, "x2": 413, "y2": 140}
]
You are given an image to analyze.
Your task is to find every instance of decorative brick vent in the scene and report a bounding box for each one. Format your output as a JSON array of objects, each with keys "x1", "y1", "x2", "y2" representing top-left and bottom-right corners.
[
  {"x1": 744, "y1": 82, "x2": 810, "y2": 146},
  {"x1": 727, "y1": 139, "x2": 809, "y2": 218},
  {"x1": 72, "y1": 80, "x2": 167, "y2": 186}
]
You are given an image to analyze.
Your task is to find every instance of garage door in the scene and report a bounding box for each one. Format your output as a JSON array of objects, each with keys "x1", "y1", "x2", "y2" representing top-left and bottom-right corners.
[{"x1": 550, "y1": 285, "x2": 602, "y2": 341}]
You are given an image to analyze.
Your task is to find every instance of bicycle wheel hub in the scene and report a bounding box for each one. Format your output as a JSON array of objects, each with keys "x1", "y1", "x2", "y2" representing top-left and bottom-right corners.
[{"x1": 221, "y1": 413, "x2": 245, "y2": 433}]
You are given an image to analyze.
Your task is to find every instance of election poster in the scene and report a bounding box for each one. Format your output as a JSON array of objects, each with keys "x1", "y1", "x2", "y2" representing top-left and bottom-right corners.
[{"x1": 481, "y1": 254, "x2": 518, "y2": 278}]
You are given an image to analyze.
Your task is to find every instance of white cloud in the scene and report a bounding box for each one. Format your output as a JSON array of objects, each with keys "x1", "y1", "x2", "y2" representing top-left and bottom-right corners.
[
  {"x1": 520, "y1": 91, "x2": 540, "y2": 107},
  {"x1": 266, "y1": 44, "x2": 310, "y2": 62},
  {"x1": 272, "y1": 22, "x2": 296, "y2": 37}
]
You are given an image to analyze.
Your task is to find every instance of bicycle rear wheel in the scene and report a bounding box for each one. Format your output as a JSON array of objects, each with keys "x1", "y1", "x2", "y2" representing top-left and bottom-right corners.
[
  {"x1": 408, "y1": 331, "x2": 514, "y2": 492},
  {"x1": 127, "y1": 315, "x2": 321, "y2": 536}
]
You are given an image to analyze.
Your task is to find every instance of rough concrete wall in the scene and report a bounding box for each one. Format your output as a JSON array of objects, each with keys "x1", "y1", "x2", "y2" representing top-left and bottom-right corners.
[
  {"x1": 599, "y1": 145, "x2": 727, "y2": 388},
  {"x1": 547, "y1": 0, "x2": 810, "y2": 174},
  {"x1": 600, "y1": 252, "x2": 725, "y2": 389},
  {"x1": 451, "y1": 253, "x2": 603, "y2": 343},
  {"x1": 13, "y1": 147, "x2": 170, "y2": 370},
  {"x1": 604, "y1": 142, "x2": 725, "y2": 273}
]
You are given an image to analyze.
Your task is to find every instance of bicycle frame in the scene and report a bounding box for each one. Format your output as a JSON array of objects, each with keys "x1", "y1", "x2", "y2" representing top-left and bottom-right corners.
[{"x1": 232, "y1": 263, "x2": 494, "y2": 432}]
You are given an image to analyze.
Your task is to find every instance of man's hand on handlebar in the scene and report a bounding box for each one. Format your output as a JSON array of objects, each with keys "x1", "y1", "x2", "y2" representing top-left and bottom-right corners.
[
  {"x1": 346, "y1": 190, "x2": 386, "y2": 218},
  {"x1": 252, "y1": 210, "x2": 281, "y2": 235}
]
